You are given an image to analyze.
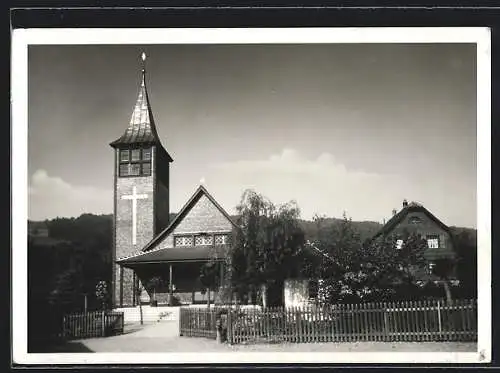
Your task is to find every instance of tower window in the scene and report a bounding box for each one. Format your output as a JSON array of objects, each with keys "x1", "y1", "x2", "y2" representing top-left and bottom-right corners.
[
  {"x1": 142, "y1": 148, "x2": 152, "y2": 161},
  {"x1": 118, "y1": 147, "x2": 152, "y2": 177},
  {"x1": 130, "y1": 163, "x2": 141, "y2": 176},
  {"x1": 131, "y1": 149, "x2": 141, "y2": 162},
  {"x1": 142, "y1": 163, "x2": 151, "y2": 176},
  {"x1": 120, "y1": 150, "x2": 129, "y2": 162}
]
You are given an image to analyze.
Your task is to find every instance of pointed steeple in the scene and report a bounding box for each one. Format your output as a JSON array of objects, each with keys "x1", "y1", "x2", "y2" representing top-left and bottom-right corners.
[{"x1": 110, "y1": 52, "x2": 168, "y2": 155}]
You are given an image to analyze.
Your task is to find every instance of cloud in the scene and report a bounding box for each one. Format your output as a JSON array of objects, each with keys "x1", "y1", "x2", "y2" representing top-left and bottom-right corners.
[
  {"x1": 207, "y1": 148, "x2": 410, "y2": 222},
  {"x1": 28, "y1": 169, "x2": 112, "y2": 220}
]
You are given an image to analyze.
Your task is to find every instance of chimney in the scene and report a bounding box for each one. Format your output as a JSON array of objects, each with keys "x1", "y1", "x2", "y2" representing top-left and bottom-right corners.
[
  {"x1": 403, "y1": 199, "x2": 408, "y2": 207},
  {"x1": 392, "y1": 208, "x2": 397, "y2": 216}
]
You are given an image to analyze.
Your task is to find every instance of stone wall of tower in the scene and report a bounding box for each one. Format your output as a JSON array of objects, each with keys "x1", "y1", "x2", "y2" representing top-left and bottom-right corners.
[
  {"x1": 113, "y1": 148, "x2": 156, "y2": 307},
  {"x1": 155, "y1": 147, "x2": 171, "y2": 235}
]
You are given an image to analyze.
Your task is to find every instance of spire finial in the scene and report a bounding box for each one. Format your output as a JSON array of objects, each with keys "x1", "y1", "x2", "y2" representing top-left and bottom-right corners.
[{"x1": 140, "y1": 52, "x2": 147, "y2": 86}]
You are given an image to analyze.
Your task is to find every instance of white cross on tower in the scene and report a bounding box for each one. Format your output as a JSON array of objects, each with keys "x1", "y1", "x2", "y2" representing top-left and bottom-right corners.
[{"x1": 121, "y1": 186, "x2": 148, "y2": 245}]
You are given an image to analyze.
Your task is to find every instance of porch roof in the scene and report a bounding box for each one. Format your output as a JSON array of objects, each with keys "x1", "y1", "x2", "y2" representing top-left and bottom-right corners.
[{"x1": 116, "y1": 245, "x2": 227, "y2": 267}]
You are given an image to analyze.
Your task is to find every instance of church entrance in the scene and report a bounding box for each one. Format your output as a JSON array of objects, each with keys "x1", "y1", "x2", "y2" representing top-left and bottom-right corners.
[{"x1": 129, "y1": 260, "x2": 226, "y2": 306}]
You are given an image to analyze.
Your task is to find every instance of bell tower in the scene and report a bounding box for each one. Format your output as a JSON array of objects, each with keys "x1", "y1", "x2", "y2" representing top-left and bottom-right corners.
[{"x1": 110, "y1": 53, "x2": 173, "y2": 307}]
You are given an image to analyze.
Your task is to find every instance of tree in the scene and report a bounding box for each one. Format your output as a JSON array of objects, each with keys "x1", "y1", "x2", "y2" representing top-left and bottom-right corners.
[
  {"x1": 366, "y1": 233, "x2": 428, "y2": 300},
  {"x1": 48, "y1": 268, "x2": 84, "y2": 313},
  {"x1": 32, "y1": 214, "x2": 113, "y2": 313},
  {"x1": 95, "y1": 280, "x2": 109, "y2": 310},
  {"x1": 230, "y1": 189, "x2": 306, "y2": 305},
  {"x1": 144, "y1": 276, "x2": 163, "y2": 305},
  {"x1": 431, "y1": 258, "x2": 455, "y2": 303},
  {"x1": 199, "y1": 261, "x2": 220, "y2": 308},
  {"x1": 308, "y1": 214, "x2": 429, "y2": 303}
]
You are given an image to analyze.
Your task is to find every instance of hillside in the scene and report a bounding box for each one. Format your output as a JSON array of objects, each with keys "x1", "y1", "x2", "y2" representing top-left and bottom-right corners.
[
  {"x1": 298, "y1": 218, "x2": 383, "y2": 243},
  {"x1": 29, "y1": 213, "x2": 477, "y2": 248}
]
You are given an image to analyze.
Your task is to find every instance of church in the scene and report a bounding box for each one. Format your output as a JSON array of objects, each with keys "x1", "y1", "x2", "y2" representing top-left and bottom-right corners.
[
  {"x1": 110, "y1": 55, "x2": 237, "y2": 308},
  {"x1": 109, "y1": 55, "x2": 458, "y2": 310}
]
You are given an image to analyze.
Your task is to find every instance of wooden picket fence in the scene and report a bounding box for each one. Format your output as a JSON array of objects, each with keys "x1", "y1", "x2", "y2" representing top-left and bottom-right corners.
[
  {"x1": 179, "y1": 307, "x2": 218, "y2": 339},
  {"x1": 62, "y1": 311, "x2": 124, "y2": 339},
  {"x1": 179, "y1": 299, "x2": 477, "y2": 344}
]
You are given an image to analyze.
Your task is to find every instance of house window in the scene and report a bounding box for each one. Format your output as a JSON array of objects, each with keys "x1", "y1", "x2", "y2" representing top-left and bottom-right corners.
[
  {"x1": 408, "y1": 216, "x2": 422, "y2": 224},
  {"x1": 195, "y1": 235, "x2": 214, "y2": 246},
  {"x1": 395, "y1": 239, "x2": 404, "y2": 250},
  {"x1": 174, "y1": 236, "x2": 193, "y2": 247},
  {"x1": 440, "y1": 235, "x2": 446, "y2": 248},
  {"x1": 118, "y1": 147, "x2": 152, "y2": 177},
  {"x1": 427, "y1": 235, "x2": 439, "y2": 249},
  {"x1": 214, "y1": 234, "x2": 229, "y2": 245}
]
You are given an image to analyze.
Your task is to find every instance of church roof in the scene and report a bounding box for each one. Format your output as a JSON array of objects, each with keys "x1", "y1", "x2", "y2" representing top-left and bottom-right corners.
[
  {"x1": 110, "y1": 68, "x2": 172, "y2": 162},
  {"x1": 142, "y1": 185, "x2": 239, "y2": 253},
  {"x1": 372, "y1": 201, "x2": 450, "y2": 239}
]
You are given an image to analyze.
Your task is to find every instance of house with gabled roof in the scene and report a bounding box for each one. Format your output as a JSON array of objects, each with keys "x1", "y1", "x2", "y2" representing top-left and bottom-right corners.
[{"x1": 372, "y1": 199, "x2": 457, "y2": 279}]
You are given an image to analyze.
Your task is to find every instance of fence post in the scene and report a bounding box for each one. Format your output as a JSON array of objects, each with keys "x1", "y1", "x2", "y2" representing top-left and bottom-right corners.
[
  {"x1": 101, "y1": 310, "x2": 106, "y2": 337},
  {"x1": 179, "y1": 308, "x2": 183, "y2": 336},
  {"x1": 227, "y1": 307, "x2": 233, "y2": 345},
  {"x1": 437, "y1": 300, "x2": 442, "y2": 338}
]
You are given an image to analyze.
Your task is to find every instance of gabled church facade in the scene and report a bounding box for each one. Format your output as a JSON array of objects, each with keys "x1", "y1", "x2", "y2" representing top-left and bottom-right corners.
[
  {"x1": 110, "y1": 57, "x2": 235, "y2": 307},
  {"x1": 116, "y1": 185, "x2": 238, "y2": 305}
]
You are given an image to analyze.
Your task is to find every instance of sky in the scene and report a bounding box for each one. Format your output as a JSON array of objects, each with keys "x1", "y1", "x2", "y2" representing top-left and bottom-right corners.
[{"x1": 27, "y1": 43, "x2": 477, "y2": 228}]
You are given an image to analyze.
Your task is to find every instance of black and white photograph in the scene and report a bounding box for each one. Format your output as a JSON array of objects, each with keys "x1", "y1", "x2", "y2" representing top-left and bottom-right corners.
[{"x1": 12, "y1": 27, "x2": 491, "y2": 364}]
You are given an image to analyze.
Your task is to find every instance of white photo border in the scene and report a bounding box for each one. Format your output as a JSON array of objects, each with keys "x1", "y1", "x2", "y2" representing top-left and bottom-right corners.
[{"x1": 12, "y1": 27, "x2": 491, "y2": 365}]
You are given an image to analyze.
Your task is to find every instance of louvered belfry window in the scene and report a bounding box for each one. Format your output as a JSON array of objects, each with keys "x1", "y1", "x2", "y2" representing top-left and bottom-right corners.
[{"x1": 119, "y1": 147, "x2": 152, "y2": 177}]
